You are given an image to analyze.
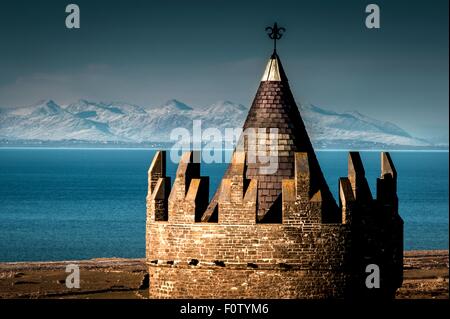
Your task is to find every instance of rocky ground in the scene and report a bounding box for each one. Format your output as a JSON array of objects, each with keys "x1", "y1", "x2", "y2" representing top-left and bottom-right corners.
[
  {"x1": 0, "y1": 250, "x2": 447, "y2": 299},
  {"x1": 397, "y1": 250, "x2": 448, "y2": 299}
]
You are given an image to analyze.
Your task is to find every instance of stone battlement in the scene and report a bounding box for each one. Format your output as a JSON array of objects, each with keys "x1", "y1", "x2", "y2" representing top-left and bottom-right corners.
[
  {"x1": 145, "y1": 150, "x2": 402, "y2": 298},
  {"x1": 145, "y1": 51, "x2": 403, "y2": 299},
  {"x1": 147, "y1": 150, "x2": 399, "y2": 227}
]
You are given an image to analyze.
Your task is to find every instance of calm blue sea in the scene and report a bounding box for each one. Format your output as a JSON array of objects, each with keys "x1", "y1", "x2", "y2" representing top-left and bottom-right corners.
[{"x1": 0, "y1": 149, "x2": 448, "y2": 262}]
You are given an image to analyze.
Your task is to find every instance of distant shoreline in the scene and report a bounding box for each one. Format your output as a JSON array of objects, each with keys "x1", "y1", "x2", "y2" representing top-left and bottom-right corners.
[
  {"x1": 1, "y1": 137, "x2": 448, "y2": 152},
  {"x1": 0, "y1": 146, "x2": 448, "y2": 152}
]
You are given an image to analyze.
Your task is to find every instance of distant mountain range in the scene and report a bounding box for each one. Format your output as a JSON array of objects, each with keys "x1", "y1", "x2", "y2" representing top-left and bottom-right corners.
[{"x1": 0, "y1": 99, "x2": 444, "y2": 149}]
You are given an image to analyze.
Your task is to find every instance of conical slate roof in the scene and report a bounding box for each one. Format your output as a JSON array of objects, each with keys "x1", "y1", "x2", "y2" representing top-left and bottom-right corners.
[{"x1": 202, "y1": 52, "x2": 338, "y2": 222}]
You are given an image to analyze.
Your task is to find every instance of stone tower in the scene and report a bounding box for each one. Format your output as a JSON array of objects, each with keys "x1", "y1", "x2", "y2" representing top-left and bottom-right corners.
[{"x1": 145, "y1": 45, "x2": 403, "y2": 299}]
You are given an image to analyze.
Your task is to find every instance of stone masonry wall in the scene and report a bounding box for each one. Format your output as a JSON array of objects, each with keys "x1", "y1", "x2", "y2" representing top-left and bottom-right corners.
[
  {"x1": 146, "y1": 150, "x2": 403, "y2": 299},
  {"x1": 149, "y1": 266, "x2": 350, "y2": 299}
]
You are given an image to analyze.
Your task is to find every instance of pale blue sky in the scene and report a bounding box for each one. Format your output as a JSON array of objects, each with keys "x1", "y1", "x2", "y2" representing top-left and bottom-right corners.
[{"x1": 0, "y1": 0, "x2": 448, "y2": 141}]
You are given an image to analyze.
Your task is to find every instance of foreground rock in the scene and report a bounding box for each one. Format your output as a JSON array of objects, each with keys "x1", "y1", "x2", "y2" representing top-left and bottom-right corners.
[
  {"x1": 0, "y1": 258, "x2": 147, "y2": 299},
  {"x1": 397, "y1": 250, "x2": 448, "y2": 299},
  {"x1": 0, "y1": 251, "x2": 447, "y2": 299}
]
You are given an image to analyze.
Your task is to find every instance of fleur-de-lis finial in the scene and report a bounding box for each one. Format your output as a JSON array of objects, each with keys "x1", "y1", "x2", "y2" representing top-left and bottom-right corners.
[{"x1": 265, "y1": 22, "x2": 286, "y2": 53}]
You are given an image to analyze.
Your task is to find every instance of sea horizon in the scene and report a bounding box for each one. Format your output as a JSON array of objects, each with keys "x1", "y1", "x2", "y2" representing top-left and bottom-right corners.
[{"x1": 0, "y1": 146, "x2": 448, "y2": 152}]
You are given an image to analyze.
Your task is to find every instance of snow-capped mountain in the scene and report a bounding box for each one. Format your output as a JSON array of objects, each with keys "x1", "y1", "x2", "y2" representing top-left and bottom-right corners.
[
  {"x1": 156, "y1": 99, "x2": 194, "y2": 112},
  {"x1": 0, "y1": 99, "x2": 439, "y2": 149},
  {"x1": 0, "y1": 100, "x2": 114, "y2": 141},
  {"x1": 299, "y1": 104, "x2": 433, "y2": 148}
]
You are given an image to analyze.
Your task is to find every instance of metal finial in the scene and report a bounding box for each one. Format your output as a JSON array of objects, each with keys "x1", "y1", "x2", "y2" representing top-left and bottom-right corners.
[{"x1": 265, "y1": 22, "x2": 285, "y2": 53}]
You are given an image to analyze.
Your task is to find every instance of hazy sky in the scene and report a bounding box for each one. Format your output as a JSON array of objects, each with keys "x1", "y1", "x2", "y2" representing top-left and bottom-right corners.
[{"x1": 0, "y1": 0, "x2": 448, "y2": 141}]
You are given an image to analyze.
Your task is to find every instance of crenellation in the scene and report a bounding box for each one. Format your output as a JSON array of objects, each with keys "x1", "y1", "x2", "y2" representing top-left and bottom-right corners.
[
  {"x1": 218, "y1": 152, "x2": 258, "y2": 225},
  {"x1": 377, "y1": 152, "x2": 398, "y2": 210},
  {"x1": 381, "y1": 152, "x2": 397, "y2": 181},
  {"x1": 148, "y1": 177, "x2": 171, "y2": 222},
  {"x1": 186, "y1": 177, "x2": 210, "y2": 222},
  {"x1": 339, "y1": 177, "x2": 354, "y2": 225},
  {"x1": 294, "y1": 152, "x2": 312, "y2": 201},
  {"x1": 147, "y1": 150, "x2": 166, "y2": 196},
  {"x1": 166, "y1": 151, "x2": 206, "y2": 223},
  {"x1": 348, "y1": 152, "x2": 373, "y2": 203},
  {"x1": 170, "y1": 151, "x2": 200, "y2": 198}
]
